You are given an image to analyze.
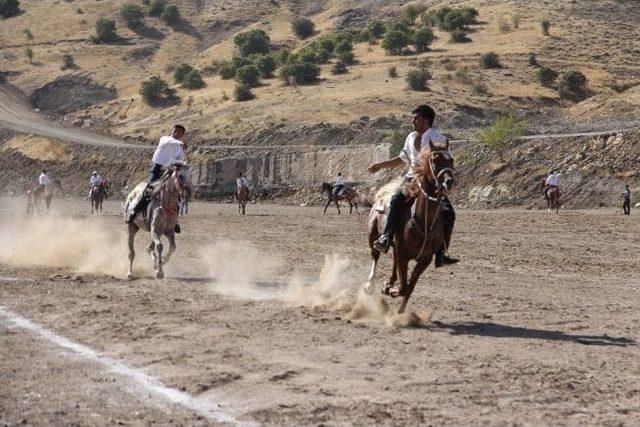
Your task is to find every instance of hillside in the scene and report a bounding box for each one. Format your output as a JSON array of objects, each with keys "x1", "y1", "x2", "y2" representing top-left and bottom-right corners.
[{"x1": 1, "y1": 0, "x2": 639, "y2": 207}]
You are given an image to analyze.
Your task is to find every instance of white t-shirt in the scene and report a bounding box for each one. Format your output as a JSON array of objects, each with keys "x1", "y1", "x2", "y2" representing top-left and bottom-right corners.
[
  {"x1": 90, "y1": 175, "x2": 103, "y2": 186},
  {"x1": 39, "y1": 173, "x2": 50, "y2": 186},
  {"x1": 546, "y1": 174, "x2": 560, "y2": 186},
  {"x1": 152, "y1": 136, "x2": 185, "y2": 167},
  {"x1": 398, "y1": 128, "x2": 447, "y2": 178},
  {"x1": 335, "y1": 175, "x2": 347, "y2": 186},
  {"x1": 237, "y1": 177, "x2": 249, "y2": 188}
]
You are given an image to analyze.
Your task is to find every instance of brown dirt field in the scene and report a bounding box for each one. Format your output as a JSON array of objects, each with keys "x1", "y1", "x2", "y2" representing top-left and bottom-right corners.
[{"x1": 0, "y1": 199, "x2": 639, "y2": 426}]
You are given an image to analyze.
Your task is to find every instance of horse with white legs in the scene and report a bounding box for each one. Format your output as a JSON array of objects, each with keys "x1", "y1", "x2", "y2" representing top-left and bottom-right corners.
[
  {"x1": 90, "y1": 181, "x2": 109, "y2": 214},
  {"x1": 124, "y1": 165, "x2": 188, "y2": 280}
]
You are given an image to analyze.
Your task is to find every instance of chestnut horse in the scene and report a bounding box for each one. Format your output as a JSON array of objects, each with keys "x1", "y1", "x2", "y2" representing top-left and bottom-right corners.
[
  {"x1": 90, "y1": 181, "x2": 109, "y2": 214},
  {"x1": 540, "y1": 179, "x2": 561, "y2": 213},
  {"x1": 366, "y1": 142, "x2": 455, "y2": 313},
  {"x1": 321, "y1": 182, "x2": 360, "y2": 215},
  {"x1": 236, "y1": 186, "x2": 249, "y2": 215}
]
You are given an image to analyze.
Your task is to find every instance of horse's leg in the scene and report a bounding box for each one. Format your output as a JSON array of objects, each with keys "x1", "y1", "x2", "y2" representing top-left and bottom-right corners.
[
  {"x1": 127, "y1": 223, "x2": 138, "y2": 280},
  {"x1": 150, "y1": 215, "x2": 164, "y2": 279},
  {"x1": 364, "y1": 249, "x2": 380, "y2": 294},
  {"x1": 163, "y1": 230, "x2": 176, "y2": 264},
  {"x1": 323, "y1": 199, "x2": 331, "y2": 214},
  {"x1": 242, "y1": 201, "x2": 246, "y2": 215},
  {"x1": 390, "y1": 252, "x2": 408, "y2": 303},
  {"x1": 399, "y1": 256, "x2": 432, "y2": 314},
  {"x1": 349, "y1": 203, "x2": 353, "y2": 215},
  {"x1": 335, "y1": 200, "x2": 341, "y2": 215}
]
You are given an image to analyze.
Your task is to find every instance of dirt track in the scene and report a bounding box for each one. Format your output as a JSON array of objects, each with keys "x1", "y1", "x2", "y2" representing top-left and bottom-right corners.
[{"x1": 0, "y1": 199, "x2": 638, "y2": 426}]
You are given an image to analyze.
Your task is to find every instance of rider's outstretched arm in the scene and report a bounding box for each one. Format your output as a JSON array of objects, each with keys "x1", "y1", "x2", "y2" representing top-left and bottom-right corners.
[{"x1": 368, "y1": 157, "x2": 405, "y2": 173}]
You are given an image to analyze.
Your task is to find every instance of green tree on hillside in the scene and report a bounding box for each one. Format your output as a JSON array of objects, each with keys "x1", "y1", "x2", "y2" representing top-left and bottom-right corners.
[
  {"x1": 121, "y1": 3, "x2": 144, "y2": 28},
  {"x1": 478, "y1": 114, "x2": 525, "y2": 162},
  {"x1": 292, "y1": 17, "x2": 315, "y2": 39}
]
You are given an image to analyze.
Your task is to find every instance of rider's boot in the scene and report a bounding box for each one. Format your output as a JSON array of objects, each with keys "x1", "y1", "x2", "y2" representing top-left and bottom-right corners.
[
  {"x1": 174, "y1": 224, "x2": 181, "y2": 233},
  {"x1": 374, "y1": 192, "x2": 405, "y2": 253},
  {"x1": 435, "y1": 249, "x2": 459, "y2": 267},
  {"x1": 435, "y1": 201, "x2": 459, "y2": 268}
]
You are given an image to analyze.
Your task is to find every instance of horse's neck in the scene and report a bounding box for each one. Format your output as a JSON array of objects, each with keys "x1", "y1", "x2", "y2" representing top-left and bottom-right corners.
[{"x1": 413, "y1": 181, "x2": 439, "y2": 226}]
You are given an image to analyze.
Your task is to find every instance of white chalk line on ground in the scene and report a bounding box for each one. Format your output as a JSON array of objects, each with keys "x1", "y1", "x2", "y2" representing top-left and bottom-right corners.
[{"x1": 0, "y1": 305, "x2": 251, "y2": 426}]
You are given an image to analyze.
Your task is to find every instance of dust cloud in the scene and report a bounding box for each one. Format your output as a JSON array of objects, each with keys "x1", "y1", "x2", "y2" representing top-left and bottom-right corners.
[{"x1": 0, "y1": 217, "x2": 132, "y2": 276}]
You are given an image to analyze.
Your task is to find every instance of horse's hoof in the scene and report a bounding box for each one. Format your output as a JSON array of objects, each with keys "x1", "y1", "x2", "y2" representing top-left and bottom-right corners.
[
  {"x1": 364, "y1": 282, "x2": 374, "y2": 294},
  {"x1": 155, "y1": 271, "x2": 164, "y2": 279},
  {"x1": 126, "y1": 273, "x2": 134, "y2": 281}
]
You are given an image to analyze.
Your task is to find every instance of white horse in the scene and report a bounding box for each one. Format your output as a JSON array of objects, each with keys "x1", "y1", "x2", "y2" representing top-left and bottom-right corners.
[{"x1": 124, "y1": 165, "x2": 189, "y2": 279}]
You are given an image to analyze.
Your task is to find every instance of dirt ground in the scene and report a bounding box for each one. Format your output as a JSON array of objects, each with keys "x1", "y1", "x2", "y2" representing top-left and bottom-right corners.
[{"x1": 0, "y1": 198, "x2": 638, "y2": 426}]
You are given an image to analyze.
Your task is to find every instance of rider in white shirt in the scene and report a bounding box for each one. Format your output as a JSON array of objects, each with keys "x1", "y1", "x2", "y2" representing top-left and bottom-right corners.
[
  {"x1": 333, "y1": 173, "x2": 348, "y2": 197},
  {"x1": 544, "y1": 170, "x2": 560, "y2": 199},
  {"x1": 368, "y1": 104, "x2": 458, "y2": 267},
  {"x1": 38, "y1": 170, "x2": 51, "y2": 188},
  {"x1": 89, "y1": 171, "x2": 104, "y2": 197},
  {"x1": 237, "y1": 172, "x2": 249, "y2": 190},
  {"x1": 126, "y1": 124, "x2": 186, "y2": 226}
]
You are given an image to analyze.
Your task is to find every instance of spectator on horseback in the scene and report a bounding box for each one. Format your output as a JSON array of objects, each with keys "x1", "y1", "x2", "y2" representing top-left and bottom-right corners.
[
  {"x1": 38, "y1": 169, "x2": 50, "y2": 190},
  {"x1": 367, "y1": 104, "x2": 459, "y2": 267},
  {"x1": 126, "y1": 124, "x2": 186, "y2": 226},
  {"x1": 237, "y1": 172, "x2": 250, "y2": 191},
  {"x1": 89, "y1": 171, "x2": 104, "y2": 197},
  {"x1": 622, "y1": 184, "x2": 631, "y2": 215},
  {"x1": 333, "y1": 173, "x2": 348, "y2": 197},
  {"x1": 544, "y1": 170, "x2": 560, "y2": 199}
]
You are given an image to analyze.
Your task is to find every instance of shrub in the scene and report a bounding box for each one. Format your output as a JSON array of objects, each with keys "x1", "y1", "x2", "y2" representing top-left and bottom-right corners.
[
  {"x1": 22, "y1": 28, "x2": 33, "y2": 40},
  {"x1": 173, "y1": 63, "x2": 194, "y2": 83},
  {"x1": 94, "y1": 17, "x2": 118, "y2": 43},
  {"x1": 382, "y1": 30, "x2": 409, "y2": 55},
  {"x1": 388, "y1": 66, "x2": 398, "y2": 78},
  {"x1": 331, "y1": 60, "x2": 348, "y2": 75},
  {"x1": 472, "y1": 82, "x2": 488, "y2": 95},
  {"x1": 442, "y1": 9, "x2": 465, "y2": 32},
  {"x1": 356, "y1": 29, "x2": 374, "y2": 44},
  {"x1": 147, "y1": 0, "x2": 165, "y2": 17},
  {"x1": 480, "y1": 52, "x2": 501, "y2": 68},
  {"x1": 529, "y1": 52, "x2": 537, "y2": 66},
  {"x1": 367, "y1": 20, "x2": 386, "y2": 39},
  {"x1": 25, "y1": 47, "x2": 33, "y2": 64},
  {"x1": 219, "y1": 61, "x2": 236, "y2": 79},
  {"x1": 292, "y1": 17, "x2": 314, "y2": 39},
  {"x1": 250, "y1": 53, "x2": 276, "y2": 78},
  {"x1": 234, "y1": 83, "x2": 253, "y2": 101},
  {"x1": 413, "y1": 26, "x2": 435, "y2": 52},
  {"x1": 511, "y1": 13, "x2": 521, "y2": 29},
  {"x1": 121, "y1": 3, "x2": 144, "y2": 28},
  {"x1": 76, "y1": 7, "x2": 83, "y2": 14},
  {"x1": 450, "y1": 29, "x2": 471, "y2": 43},
  {"x1": 182, "y1": 69, "x2": 205, "y2": 89},
  {"x1": 498, "y1": 19, "x2": 511, "y2": 33},
  {"x1": 455, "y1": 66, "x2": 471, "y2": 84},
  {"x1": 280, "y1": 61, "x2": 320, "y2": 85},
  {"x1": 161, "y1": 4, "x2": 179, "y2": 25},
  {"x1": 459, "y1": 7, "x2": 479, "y2": 25},
  {"x1": 402, "y1": 4, "x2": 426, "y2": 23},
  {"x1": 235, "y1": 64, "x2": 260, "y2": 87},
  {"x1": 140, "y1": 76, "x2": 176, "y2": 105},
  {"x1": 558, "y1": 70, "x2": 587, "y2": 100},
  {"x1": 536, "y1": 67, "x2": 558, "y2": 87},
  {"x1": 234, "y1": 29, "x2": 270, "y2": 57},
  {"x1": 0, "y1": 0, "x2": 20, "y2": 19},
  {"x1": 541, "y1": 20, "x2": 550, "y2": 36},
  {"x1": 406, "y1": 69, "x2": 430, "y2": 91},
  {"x1": 477, "y1": 114, "x2": 525, "y2": 161},
  {"x1": 335, "y1": 39, "x2": 353, "y2": 54},
  {"x1": 337, "y1": 50, "x2": 355, "y2": 64},
  {"x1": 61, "y1": 53, "x2": 76, "y2": 70}
]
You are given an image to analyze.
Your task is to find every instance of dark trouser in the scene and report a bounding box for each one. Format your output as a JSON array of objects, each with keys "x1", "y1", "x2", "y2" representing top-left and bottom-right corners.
[
  {"x1": 148, "y1": 163, "x2": 164, "y2": 183},
  {"x1": 333, "y1": 185, "x2": 345, "y2": 197},
  {"x1": 382, "y1": 188, "x2": 455, "y2": 257},
  {"x1": 623, "y1": 198, "x2": 630, "y2": 215}
]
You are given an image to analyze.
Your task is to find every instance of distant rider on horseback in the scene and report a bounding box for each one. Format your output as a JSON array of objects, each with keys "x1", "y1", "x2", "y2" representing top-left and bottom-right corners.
[
  {"x1": 333, "y1": 173, "x2": 348, "y2": 197},
  {"x1": 125, "y1": 124, "x2": 186, "y2": 231},
  {"x1": 38, "y1": 169, "x2": 50, "y2": 190},
  {"x1": 89, "y1": 171, "x2": 104, "y2": 197},
  {"x1": 543, "y1": 170, "x2": 560, "y2": 199},
  {"x1": 367, "y1": 104, "x2": 459, "y2": 267},
  {"x1": 237, "y1": 172, "x2": 249, "y2": 192}
]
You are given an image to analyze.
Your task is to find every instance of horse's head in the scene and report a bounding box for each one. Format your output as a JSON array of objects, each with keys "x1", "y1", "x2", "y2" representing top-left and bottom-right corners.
[
  {"x1": 415, "y1": 140, "x2": 455, "y2": 197},
  {"x1": 320, "y1": 182, "x2": 332, "y2": 193}
]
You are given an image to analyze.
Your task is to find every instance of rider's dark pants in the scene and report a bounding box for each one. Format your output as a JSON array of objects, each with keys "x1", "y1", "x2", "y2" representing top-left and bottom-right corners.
[
  {"x1": 333, "y1": 184, "x2": 345, "y2": 197},
  {"x1": 148, "y1": 163, "x2": 164, "y2": 183},
  {"x1": 623, "y1": 198, "x2": 631, "y2": 215},
  {"x1": 382, "y1": 187, "x2": 455, "y2": 256}
]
